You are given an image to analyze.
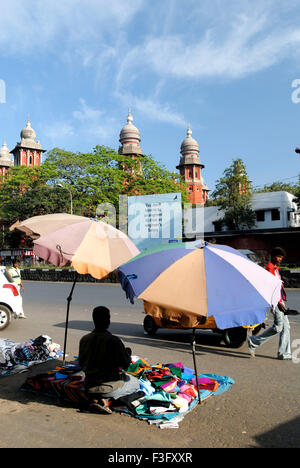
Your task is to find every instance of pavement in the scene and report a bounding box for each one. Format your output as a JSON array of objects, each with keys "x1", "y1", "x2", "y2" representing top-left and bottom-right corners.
[{"x1": 0, "y1": 282, "x2": 299, "y2": 449}]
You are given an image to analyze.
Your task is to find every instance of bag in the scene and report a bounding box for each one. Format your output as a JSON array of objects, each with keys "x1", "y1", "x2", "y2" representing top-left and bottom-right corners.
[{"x1": 284, "y1": 309, "x2": 300, "y2": 316}]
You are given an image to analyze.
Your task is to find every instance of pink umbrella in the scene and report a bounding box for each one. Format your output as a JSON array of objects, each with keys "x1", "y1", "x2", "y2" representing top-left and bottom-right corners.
[{"x1": 12, "y1": 213, "x2": 140, "y2": 361}]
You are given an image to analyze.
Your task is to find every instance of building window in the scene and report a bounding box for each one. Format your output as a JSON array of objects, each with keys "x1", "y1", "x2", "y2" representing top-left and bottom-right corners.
[
  {"x1": 271, "y1": 209, "x2": 280, "y2": 221},
  {"x1": 255, "y1": 210, "x2": 265, "y2": 222}
]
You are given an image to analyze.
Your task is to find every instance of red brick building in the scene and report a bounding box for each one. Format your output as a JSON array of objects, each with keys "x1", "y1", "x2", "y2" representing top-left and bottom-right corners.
[
  {"x1": 10, "y1": 119, "x2": 46, "y2": 167},
  {"x1": 118, "y1": 113, "x2": 209, "y2": 204},
  {"x1": 176, "y1": 126, "x2": 209, "y2": 205}
]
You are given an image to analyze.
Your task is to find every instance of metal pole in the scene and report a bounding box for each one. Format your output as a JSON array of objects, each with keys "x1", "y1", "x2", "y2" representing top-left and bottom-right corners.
[
  {"x1": 63, "y1": 271, "x2": 78, "y2": 364},
  {"x1": 191, "y1": 328, "x2": 201, "y2": 404}
]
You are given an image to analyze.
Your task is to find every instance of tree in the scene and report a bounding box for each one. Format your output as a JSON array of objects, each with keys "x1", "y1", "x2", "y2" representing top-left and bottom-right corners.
[
  {"x1": 43, "y1": 146, "x2": 188, "y2": 216},
  {"x1": 0, "y1": 146, "x2": 188, "y2": 247},
  {"x1": 0, "y1": 165, "x2": 71, "y2": 223},
  {"x1": 211, "y1": 158, "x2": 256, "y2": 230},
  {"x1": 254, "y1": 181, "x2": 300, "y2": 195}
]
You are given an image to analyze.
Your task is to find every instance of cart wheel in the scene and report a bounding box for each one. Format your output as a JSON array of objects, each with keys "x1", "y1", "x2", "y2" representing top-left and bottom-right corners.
[
  {"x1": 223, "y1": 327, "x2": 247, "y2": 348},
  {"x1": 143, "y1": 315, "x2": 158, "y2": 335},
  {"x1": 0, "y1": 305, "x2": 12, "y2": 331}
]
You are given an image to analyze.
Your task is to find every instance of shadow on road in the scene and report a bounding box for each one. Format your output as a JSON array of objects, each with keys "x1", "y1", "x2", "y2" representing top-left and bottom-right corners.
[
  {"x1": 254, "y1": 416, "x2": 300, "y2": 448},
  {"x1": 53, "y1": 319, "x2": 255, "y2": 360}
]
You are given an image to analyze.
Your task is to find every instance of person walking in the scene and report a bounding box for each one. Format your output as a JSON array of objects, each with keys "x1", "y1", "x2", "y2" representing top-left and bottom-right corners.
[{"x1": 248, "y1": 247, "x2": 291, "y2": 360}]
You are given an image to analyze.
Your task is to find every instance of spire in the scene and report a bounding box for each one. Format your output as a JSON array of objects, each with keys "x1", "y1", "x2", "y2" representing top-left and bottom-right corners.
[{"x1": 127, "y1": 108, "x2": 133, "y2": 125}]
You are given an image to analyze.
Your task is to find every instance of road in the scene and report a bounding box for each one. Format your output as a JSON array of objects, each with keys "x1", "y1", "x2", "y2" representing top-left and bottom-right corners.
[{"x1": 0, "y1": 281, "x2": 300, "y2": 449}]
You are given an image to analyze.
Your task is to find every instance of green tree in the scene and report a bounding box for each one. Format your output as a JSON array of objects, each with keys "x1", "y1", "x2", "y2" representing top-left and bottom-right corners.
[
  {"x1": 254, "y1": 181, "x2": 300, "y2": 195},
  {"x1": 0, "y1": 165, "x2": 60, "y2": 224},
  {"x1": 44, "y1": 146, "x2": 188, "y2": 215},
  {"x1": 211, "y1": 158, "x2": 256, "y2": 230},
  {"x1": 0, "y1": 146, "x2": 188, "y2": 247}
]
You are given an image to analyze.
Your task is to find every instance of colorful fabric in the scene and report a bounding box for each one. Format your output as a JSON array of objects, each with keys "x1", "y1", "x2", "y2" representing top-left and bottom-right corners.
[
  {"x1": 0, "y1": 335, "x2": 62, "y2": 377},
  {"x1": 20, "y1": 357, "x2": 235, "y2": 428}
]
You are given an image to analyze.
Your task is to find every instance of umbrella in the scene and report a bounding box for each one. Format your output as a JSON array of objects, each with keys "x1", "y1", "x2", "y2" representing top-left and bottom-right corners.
[
  {"x1": 118, "y1": 241, "x2": 282, "y2": 403},
  {"x1": 10, "y1": 213, "x2": 87, "y2": 239},
  {"x1": 12, "y1": 213, "x2": 140, "y2": 361}
]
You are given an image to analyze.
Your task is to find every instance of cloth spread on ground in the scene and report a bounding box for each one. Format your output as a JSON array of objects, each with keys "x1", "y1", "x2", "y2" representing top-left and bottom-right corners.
[
  {"x1": 20, "y1": 355, "x2": 235, "y2": 428},
  {"x1": 0, "y1": 335, "x2": 63, "y2": 377}
]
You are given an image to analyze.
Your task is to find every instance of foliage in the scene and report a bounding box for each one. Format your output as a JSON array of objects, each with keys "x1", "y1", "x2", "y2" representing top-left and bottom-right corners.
[
  {"x1": 211, "y1": 158, "x2": 256, "y2": 230},
  {"x1": 254, "y1": 181, "x2": 300, "y2": 196},
  {"x1": 44, "y1": 146, "x2": 188, "y2": 214},
  {"x1": 0, "y1": 146, "x2": 188, "y2": 247}
]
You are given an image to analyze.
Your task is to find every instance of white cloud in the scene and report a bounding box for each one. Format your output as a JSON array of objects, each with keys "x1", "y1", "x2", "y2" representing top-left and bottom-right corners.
[
  {"x1": 0, "y1": 0, "x2": 144, "y2": 55},
  {"x1": 43, "y1": 121, "x2": 74, "y2": 142},
  {"x1": 116, "y1": 3, "x2": 300, "y2": 82},
  {"x1": 73, "y1": 98, "x2": 118, "y2": 141},
  {"x1": 73, "y1": 98, "x2": 103, "y2": 122},
  {"x1": 117, "y1": 92, "x2": 186, "y2": 127}
]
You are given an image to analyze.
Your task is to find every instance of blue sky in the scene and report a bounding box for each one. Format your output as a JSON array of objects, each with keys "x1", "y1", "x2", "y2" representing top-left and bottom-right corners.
[{"x1": 0, "y1": 0, "x2": 300, "y2": 193}]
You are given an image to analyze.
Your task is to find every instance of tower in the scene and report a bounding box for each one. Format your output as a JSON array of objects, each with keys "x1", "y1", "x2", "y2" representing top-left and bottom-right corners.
[
  {"x1": 0, "y1": 139, "x2": 13, "y2": 178},
  {"x1": 176, "y1": 125, "x2": 209, "y2": 204},
  {"x1": 10, "y1": 118, "x2": 46, "y2": 167},
  {"x1": 118, "y1": 110, "x2": 143, "y2": 175}
]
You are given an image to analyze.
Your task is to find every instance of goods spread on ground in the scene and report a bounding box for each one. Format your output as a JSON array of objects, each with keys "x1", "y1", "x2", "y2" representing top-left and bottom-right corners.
[
  {"x1": 20, "y1": 355, "x2": 234, "y2": 429},
  {"x1": 0, "y1": 335, "x2": 62, "y2": 377}
]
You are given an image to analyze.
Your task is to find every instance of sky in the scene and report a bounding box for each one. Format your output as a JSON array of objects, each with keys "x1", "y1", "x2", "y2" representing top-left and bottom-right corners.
[{"x1": 0, "y1": 0, "x2": 300, "y2": 194}]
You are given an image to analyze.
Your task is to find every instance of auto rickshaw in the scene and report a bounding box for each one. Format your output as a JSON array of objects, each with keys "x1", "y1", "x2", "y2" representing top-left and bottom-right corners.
[{"x1": 142, "y1": 300, "x2": 265, "y2": 348}]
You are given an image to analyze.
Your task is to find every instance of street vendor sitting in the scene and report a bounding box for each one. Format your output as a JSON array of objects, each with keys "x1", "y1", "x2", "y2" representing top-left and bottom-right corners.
[{"x1": 79, "y1": 306, "x2": 140, "y2": 414}]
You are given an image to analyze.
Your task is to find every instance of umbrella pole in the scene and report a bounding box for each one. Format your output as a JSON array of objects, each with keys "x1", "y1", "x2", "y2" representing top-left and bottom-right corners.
[
  {"x1": 191, "y1": 328, "x2": 201, "y2": 405},
  {"x1": 63, "y1": 271, "x2": 78, "y2": 365}
]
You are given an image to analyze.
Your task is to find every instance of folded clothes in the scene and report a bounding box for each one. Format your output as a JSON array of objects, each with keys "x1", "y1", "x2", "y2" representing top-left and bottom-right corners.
[
  {"x1": 191, "y1": 377, "x2": 219, "y2": 392},
  {"x1": 20, "y1": 357, "x2": 235, "y2": 429},
  {"x1": 0, "y1": 335, "x2": 62, "y2": 377}
]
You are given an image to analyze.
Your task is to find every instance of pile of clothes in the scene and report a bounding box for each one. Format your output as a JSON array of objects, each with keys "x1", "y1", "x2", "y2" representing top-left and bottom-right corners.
[
  {"x1": 20, "y1": 356, "x2": 234, "y2": 428},
  {"x1": 0, "y1": 335, "x2": 63, "y2": 377}
]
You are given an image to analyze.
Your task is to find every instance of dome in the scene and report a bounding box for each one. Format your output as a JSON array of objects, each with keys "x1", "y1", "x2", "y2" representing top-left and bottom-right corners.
[
  {"x1": 0, "y1": 140, "x2": 11, "y2": 160},
  {"x1": 20, "y1": 119, "x2": 36, "y2": 142},
  {"x1": 180, "y1": 125, "x2": 199, "y2": 155},
  {"x1": 119, "y1": 110, "x2": 141, "y2": 144},
  {"x1": 0, "y1": 140, "x2": 13, "y2": 167},
  {"x1": 119, "y1": 110, "x2": 142, "y2": 155}
]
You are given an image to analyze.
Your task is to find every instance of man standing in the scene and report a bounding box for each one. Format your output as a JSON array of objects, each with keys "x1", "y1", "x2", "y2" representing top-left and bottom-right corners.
[
  {"x1": 6, "y1": 259, "x2": 24, "y2": 293},
  {"x1": 6, "y1": 259, "x2": 26, "y2": 319},
  {"x1": 248, "y1": 247, "x2": 291, "y2": 360}
]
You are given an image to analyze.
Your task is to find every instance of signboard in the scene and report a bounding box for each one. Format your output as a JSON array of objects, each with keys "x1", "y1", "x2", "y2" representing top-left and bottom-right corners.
[{"x1": 128, "y1": 193, "x2": 182, "y2": 251}]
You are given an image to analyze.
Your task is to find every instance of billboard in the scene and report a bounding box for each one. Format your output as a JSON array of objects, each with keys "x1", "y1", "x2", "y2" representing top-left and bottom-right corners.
[{"x1": 128, "y1": 192, "x2": 182, "y2": 250}]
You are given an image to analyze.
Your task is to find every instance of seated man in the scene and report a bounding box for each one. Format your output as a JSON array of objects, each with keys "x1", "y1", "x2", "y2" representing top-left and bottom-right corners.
[{"x1": 79, "y1": 306, "x2": 140, "y2": 414}]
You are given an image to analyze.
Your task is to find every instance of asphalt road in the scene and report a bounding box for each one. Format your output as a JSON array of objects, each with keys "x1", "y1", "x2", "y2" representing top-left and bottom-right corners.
[{"x1": 0, "y1": 281, "x2": 300, "y2": 449}]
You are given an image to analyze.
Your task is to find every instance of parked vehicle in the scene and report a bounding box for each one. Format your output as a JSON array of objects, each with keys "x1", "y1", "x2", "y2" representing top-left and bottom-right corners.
[{"x1": 0, "y1": 267, "x2": 24, "y2": 330}]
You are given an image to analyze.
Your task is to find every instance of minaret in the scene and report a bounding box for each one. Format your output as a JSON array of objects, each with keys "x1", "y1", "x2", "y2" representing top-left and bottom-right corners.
[
  {"x1": 176, "y1": 125, "x2": 209, "y2": 204},
  {"x1": 10, "y1": 118, "x2": 46, "y2": 167},
  {"x1": 0, "y1": 138, "x2": 13, "y2": 178},
  {"x1": 119, "y1": 110, "x2": 143, "y2": 174}
]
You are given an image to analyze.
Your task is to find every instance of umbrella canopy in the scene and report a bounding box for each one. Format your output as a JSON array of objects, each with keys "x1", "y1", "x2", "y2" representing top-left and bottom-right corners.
[
  {"x1": 11, "y1": 213, "x2": 140, "y2": 362},
  {"x1": 10, "y1": 213, "x2": 86, "y2": 239},
  {"x1": 12, "y1": 213, "x2": 140, "y2": 280},
  {"x1": 118, "y1": 241, "x2": 282, "y2": 330}
]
